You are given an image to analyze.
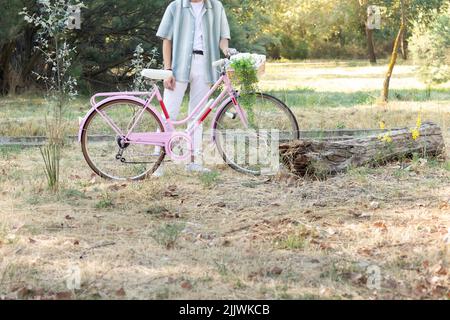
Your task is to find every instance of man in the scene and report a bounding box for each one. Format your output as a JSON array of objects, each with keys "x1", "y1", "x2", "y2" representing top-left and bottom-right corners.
[{"x1": 155, "y1": 0, "x2": 231, "y2": 175}]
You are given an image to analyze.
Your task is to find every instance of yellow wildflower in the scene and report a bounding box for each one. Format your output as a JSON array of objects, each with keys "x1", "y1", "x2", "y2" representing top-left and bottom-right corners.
[
  {"x1": 382, "y1": 134, "x2": 393, "y2": 143},
  {"x1": 416, "y1": 112, "x2": 422, "y2": 129},
  {"x1": 378, "y1": 132, "x2": 392, "y2": 143},
  {"x1": 410, "y1": 111, "x2": 422, "y2": 141},
  {"x1": 379, "y1": 121, "x2": 386, "y2": 130},
  {"x1": 411, "y1": 128, "x2": 420, "y2": 141}
]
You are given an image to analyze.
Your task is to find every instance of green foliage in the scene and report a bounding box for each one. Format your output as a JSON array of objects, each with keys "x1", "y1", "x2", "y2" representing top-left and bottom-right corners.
[
  {"x1": 410, "y1": 4, "x2": 450, "y2": 86},
  {"x1": 2, "y1": 0, "x2": 449, "y2": 94},
  {"x1": 230, "y1": 57, "x2": 258, "y2": 93},
  {"x1": 279, "y1": 37, "x2": 309, "y2": 60},
  {"x1": 229, "y1": 57, "x2": 259, "y2": 127},
  {"x1": 198, "y1": 170, "x2": 221, "y2": 189},
  {"x1": 151, "y1": 223, "x2": 185, "y2": 249},
  {"x1": 95, "y1": 194, "x2": 114, "y2": 209}
]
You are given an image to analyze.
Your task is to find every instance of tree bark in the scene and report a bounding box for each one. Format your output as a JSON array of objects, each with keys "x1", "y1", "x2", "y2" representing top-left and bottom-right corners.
[{"x1": 279, "y1": 122, "x2": 445, "y2": 177}]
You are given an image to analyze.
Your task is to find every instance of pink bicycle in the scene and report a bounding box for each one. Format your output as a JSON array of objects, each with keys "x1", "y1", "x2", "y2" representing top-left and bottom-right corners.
[{"x1": 78, "y1": 56, "x2": 299, "y2": 180}]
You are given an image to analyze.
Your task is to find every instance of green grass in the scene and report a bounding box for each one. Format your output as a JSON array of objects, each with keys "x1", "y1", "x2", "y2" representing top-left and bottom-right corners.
[
  {"x1": 269, "y1": 87, "x2": 450, "y2": 109},
  {"x1": 151, "y1": 222, "x2": 185, "y2": 249},
  {"x1": 198, "y1": 170, "x2": 221, "y2": 189},
  {"x1": 0, "y1": 145, "x2": 26, "y2": 158},
  {"x1": 95, "y1": 193, "x2": 114, "y2": 209},
  {"x1": 1, "y1": 60, "x2": 449, "y2": 137},
  {"x1": 443, "y1": 161, "x2": 450, "y2": 172}
]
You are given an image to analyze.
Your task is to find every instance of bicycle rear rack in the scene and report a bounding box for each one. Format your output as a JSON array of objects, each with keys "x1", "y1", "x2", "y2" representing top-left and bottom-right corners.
[{"x1": 90, "y1": 92, "x2": 154, "y2": 108}]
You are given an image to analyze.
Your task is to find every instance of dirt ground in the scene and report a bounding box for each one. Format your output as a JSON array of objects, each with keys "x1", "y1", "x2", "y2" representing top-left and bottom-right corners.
[{"x1": 0, "y1": 138, "x2": 449, "y2": 300}]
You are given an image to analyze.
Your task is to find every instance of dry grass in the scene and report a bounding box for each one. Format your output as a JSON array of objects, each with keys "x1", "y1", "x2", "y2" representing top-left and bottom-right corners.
[
  {"x1": 0, "y1": 60, "x2": 449, "y2": 300},
  {"x1": 0, "y1": 142, "x2": 449, "y2": 300}
]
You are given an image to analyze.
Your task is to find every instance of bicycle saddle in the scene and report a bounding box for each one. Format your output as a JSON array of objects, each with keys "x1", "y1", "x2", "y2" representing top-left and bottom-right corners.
[{"x1": 141, "y1": 69, "x2": 173, "y2": 81}]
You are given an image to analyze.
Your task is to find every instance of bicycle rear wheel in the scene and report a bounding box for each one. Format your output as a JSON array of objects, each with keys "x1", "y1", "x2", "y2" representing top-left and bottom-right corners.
[
  {"x1": 81, "y1": 99, "x2": 165, "y2": 181},
  {"x1": 213, "y1": 93, "x2": 299, "y2": 176}
]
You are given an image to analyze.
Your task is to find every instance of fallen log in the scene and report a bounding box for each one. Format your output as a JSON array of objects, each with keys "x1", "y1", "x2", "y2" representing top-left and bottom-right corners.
[{"x1": 279, "y1": 122, "x2": 446, "y2": 177}]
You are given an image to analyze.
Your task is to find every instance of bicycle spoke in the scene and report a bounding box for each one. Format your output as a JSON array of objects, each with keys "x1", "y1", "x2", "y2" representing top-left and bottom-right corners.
[
  {"x1": 214, "y1": 93, "x2": 298, "y2": 176},
  {"x1": 81, "y1": 100, "x2": 165, "y2": 180}
]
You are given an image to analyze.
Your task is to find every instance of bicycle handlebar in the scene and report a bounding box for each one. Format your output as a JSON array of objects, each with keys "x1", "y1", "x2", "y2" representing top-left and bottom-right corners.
[
  {"x1": 212, "y1": 48, "x2": 238, "y2": 69},
  {"x1": 212, "y1": 59, "x2": 226, "y2": 68}
]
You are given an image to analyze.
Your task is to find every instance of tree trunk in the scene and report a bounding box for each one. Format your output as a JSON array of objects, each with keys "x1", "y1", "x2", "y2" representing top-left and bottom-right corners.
[
  {"x1": 366, "y1": 27, "x2": 377, "y2": 64},
  {"x1": 0, "y1": 25, "x2": 39, "y2": 96},
  {"x1": 382, "y1": 0, "x2": 406, "y2": 102},
  {"x1": 279, "y1": 122, "x2": 445, "y2": 177},
  {"x1": 0, "y1": 42, "x2": 15, "y2": 95},
  {"x1": 401, "y1": 26, "x2": 408, "y2": 60}
]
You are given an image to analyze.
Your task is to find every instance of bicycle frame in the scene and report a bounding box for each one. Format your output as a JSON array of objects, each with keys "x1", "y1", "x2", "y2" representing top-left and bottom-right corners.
[{"x1": 78, "y1": 72, "x2": 249, "y2": 161}]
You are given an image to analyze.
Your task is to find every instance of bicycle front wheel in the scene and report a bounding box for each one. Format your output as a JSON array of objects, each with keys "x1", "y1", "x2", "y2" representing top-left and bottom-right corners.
[
  {"x1": 213, "y1": 93, "x2": 299, "y2": 176},
  {"x1": 81, "y1": 99, "x2": 166, "y2": 181}
]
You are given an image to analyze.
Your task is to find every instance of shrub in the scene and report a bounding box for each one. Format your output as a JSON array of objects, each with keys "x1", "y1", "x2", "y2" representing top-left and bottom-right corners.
[
  {"x1": 279, "y1": 37, "x2": 309, "y2": 60},
  {"x1": 409, "y1": 5, "x2": 450, "y2": 90}
]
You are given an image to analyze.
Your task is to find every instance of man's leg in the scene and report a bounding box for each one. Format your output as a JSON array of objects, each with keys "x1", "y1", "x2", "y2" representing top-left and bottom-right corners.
[
  {"x1": 153, "y1": 81, "x2": 188, "y2": 176},
  {"x1": 163, "y1": 82, "x2": 188, "y2": 120},
  {"x1": 188, "y1": 54, "x2": 211, "y2": 165}
]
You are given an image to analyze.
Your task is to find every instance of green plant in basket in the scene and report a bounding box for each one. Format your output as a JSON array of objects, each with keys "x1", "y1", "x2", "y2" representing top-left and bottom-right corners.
[{"x1": 230, "y1": 57, "x2": 259, "y2": 128}]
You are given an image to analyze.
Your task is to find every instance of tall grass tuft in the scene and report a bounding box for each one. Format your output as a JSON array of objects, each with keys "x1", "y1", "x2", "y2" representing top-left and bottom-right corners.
[{"x1": 40, "y1": 143, "x2": 61, "y2": 191}]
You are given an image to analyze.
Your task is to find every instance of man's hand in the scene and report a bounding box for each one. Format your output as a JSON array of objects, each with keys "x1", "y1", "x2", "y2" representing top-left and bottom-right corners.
[{"x1": 164, "y1": 76, "x2": 176, "y2": 90}]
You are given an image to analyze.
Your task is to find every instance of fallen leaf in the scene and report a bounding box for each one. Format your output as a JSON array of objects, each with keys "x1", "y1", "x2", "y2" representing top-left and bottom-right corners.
[
  {"x1": 115, "y1": 288, "x2": 126, "y2": 297},
  {"x1": 16, "y1": 287, "x2": 36, "y2": 299},
  {"x1": 180, "y1": 280, "x2": 192, "y2": 290},
  {"x1": 28, "y1": 238, "x2": 36, "y2": 244},
  {"x1": 431, "y1": 264, "x2": 447, "y2": 276},
  {"x1": 164, "y1": 190, "x2": 179, "y2": 198},
  {"x1": 215, "y1": 202, "x2": 226, "y2": 208},
  {"x1": 438, "y1": 202, "x2": 449, "y2": 210},
  {"x1": 357, "y1": 248, "x2": 373, "y2": 256},
  {"x1": 269, "y1": 267, "x2": 283, "y2": 276},
  {"x1": 373, "y1": 221, "x2": 388, "y2": 232},
  {"x1": 222, "y1": 240, "x2": 231, "y2": 247},
  {"x1": 319, "y1": 243, "x2": 332, "y2": 250},
  {"x1": 55, "y1": 291, "x2": 73, "y2": 300}
]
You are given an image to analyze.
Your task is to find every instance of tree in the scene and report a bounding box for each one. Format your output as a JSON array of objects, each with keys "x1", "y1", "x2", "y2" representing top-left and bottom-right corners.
[
  {"x1": 0, "y1": 0, "x2": 39, "y2": 95},
  {"x1": 409, "y1": 4, "x2": 450, "y2": 95},
  {"x1": 21, "y1": 0, "x2": 82, "y2": 191},
  {"x1": 382, "y1": 0, "x2": 406, "y2": 102}
]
